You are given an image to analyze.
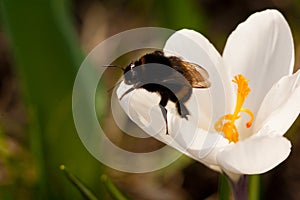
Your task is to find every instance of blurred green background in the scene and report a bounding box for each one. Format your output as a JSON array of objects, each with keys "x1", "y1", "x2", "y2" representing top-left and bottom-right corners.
[{"x1": 0, "y1": 0, "x2": 300, "y2": 199}]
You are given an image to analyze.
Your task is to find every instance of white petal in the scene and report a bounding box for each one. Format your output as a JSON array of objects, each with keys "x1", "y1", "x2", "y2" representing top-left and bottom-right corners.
[
  {"x1": 217, "y1": 135, "x2": 291, "y2": 174},
  {"x1": 223, "y1": 9, "x2": 294, "y2": 115},
  {"x1": 164, "y1": 29, "x2": 235, "y2": 121},
  {"x1": 187, "y1": 129, "x2": 229, "y2": 166},
  {"x1": 117, "y1": 79, "x2": 233, "y2": 167},
  {"x1": 116, "y1": 82, "x2": 165, "y2": 136},
  {"x1": 116, "y1": 81, "x2": 211, "y2": 158},
  {"x1": 254, "y1": 70, "x2": 300, "y2": 135}
]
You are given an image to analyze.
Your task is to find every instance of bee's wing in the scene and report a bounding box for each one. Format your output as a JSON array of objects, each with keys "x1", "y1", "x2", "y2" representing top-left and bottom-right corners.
[{"x1": 180, "y1": 61, "x2": 211, "y2": 88}]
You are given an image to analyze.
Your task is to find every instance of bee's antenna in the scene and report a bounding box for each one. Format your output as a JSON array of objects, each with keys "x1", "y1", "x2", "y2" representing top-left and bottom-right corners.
[{"x1": 103, "y1": 65, "x2": 125, "y2": 72}]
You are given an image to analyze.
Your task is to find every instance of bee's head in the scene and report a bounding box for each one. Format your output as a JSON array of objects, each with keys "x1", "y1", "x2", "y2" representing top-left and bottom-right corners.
[{"x1": 124, "y1": 60, "x2": 142, "y2": 85}]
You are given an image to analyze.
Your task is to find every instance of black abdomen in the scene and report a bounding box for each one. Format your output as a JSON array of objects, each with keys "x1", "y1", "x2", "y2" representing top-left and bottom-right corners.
[{"x1": 142, "y1": 83, "x2": 192, "y2": 104}]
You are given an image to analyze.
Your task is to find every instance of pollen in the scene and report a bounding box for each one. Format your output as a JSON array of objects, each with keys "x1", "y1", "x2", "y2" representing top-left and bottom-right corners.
[{"x1": 214, "y1": 74, "x2": 254, "y2": 143}]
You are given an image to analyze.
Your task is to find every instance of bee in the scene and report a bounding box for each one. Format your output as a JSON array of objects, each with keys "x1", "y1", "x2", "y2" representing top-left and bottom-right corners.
[{"x1": 112, "y1": 50, "x2": 210, "y2": 135}]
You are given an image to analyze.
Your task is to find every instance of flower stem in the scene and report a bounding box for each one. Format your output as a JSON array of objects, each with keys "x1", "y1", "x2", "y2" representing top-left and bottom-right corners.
[
  {"x1": 248, "y1": 175, "x2": 260, "y2": 200},
  {"x1": 229, "y1": 175, "x2": 248, "y2": 200},
  {"x1": 219, "y1": 174, "x2": 231, "y2": 200}
]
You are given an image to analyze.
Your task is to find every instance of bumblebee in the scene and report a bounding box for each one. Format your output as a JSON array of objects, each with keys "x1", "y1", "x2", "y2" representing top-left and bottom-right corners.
[{"x1": 118, "y1": 50, "x2": 210, "y2": 134}]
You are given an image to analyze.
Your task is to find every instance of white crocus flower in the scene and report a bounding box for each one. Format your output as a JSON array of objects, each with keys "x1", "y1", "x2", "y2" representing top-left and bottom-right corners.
[{"x1": 117, "y1": 9, "x2": 300, "y2": 181}]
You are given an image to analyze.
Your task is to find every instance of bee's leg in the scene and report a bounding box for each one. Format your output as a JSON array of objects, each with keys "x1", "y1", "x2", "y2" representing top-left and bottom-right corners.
[
  {"x1": 159, "y1": 96, "x2": 169, "y2": 135},
  {"x1": 176, "y1": 101, "x2": 189, "y2": 120},
  {"x1": 119, "y1": 87, "x2": 135, "y2": 100},
  {"x1": 119, "y1": 82, "x2": 142, "y2": 100}
]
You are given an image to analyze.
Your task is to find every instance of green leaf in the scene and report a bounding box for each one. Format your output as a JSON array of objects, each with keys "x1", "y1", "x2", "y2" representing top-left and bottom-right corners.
[
  {"x1": 154, "y1": 0, "x2": 207, "y2": 32},
  {"x1": 1, "y1": 0, "x2": 105, "y2": 199}
]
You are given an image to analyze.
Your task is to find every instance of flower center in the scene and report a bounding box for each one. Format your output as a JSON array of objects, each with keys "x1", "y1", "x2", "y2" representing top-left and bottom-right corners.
[{"x1": 214, "y1": 74, "x2": 254, "y2": 143}]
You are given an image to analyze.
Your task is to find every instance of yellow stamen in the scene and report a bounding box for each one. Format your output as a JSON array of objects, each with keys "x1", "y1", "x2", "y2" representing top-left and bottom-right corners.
[
  {"x1": 240, "y1": 108, "x2": 254, "y2": 128},
  {"x1": 214, "y1": 74, "x2": 254, "y2": 143}
]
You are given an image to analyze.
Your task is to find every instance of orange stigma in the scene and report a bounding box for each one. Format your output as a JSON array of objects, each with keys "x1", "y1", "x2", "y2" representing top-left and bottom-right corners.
[{"x1": 214, "y1": 74, "x2": 254, "y2": 143}]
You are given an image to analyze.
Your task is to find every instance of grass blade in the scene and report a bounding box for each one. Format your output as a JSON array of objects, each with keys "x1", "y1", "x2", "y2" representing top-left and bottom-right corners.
[
  {"x1": 101, "y1": 175, "x2": 131, "y2": 200},
  {"x1": 60, "y1": 165, "x2": 99, "y2": 200}
]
